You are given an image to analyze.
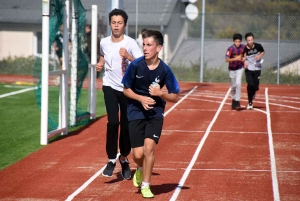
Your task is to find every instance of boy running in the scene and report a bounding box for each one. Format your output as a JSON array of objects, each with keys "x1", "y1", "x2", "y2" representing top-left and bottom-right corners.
[
  {"x1": 243, "y1": 32, "x2": 265, "y2": 109},
  {"x1": 96, "y1": 9, "x2": 142, "y2": 179},
  {"x1": 122, "y1": 30, "x2": 180, "y2": 198},
  {"x1": 225, "y1": 33, "x2": 245, "y2": 109}
]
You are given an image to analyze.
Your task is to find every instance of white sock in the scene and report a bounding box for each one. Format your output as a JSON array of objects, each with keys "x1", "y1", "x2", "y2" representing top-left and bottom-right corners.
[
  {"x1": 138, "y1": 166, "x2": 143, "y2": 172},
  {"x1": 109, "y1": 159, "x2": 116, "y2": 163},
  {"x1": 141, "y1": 181, "x2": 149, "y2": 189},
  {"x1": 120, "y1": 157, "x2": 128, "y2": 163}
]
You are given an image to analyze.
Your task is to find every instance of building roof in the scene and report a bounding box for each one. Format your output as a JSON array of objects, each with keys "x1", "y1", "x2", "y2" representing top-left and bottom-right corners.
[{"x1": 0, "y1": 0, "x2": 177, "y2": 26}]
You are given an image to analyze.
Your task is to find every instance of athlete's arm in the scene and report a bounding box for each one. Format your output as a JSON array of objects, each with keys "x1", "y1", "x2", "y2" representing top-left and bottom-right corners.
[
  {"x1": 96, "y1": 55, "x2": 104, "y2": 72},
  {"x1": 255, "y1": 51, "x2": 265, "y2": 61},
  {"x1": 149, "y1": 84, "x2": 179, "y2": 103},
  {"x1": 123, "y1": 87, "x2": 156, "y2": 110}
]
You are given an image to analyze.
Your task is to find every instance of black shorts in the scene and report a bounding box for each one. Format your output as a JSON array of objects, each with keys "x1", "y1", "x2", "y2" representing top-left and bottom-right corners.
[{"x1": 129, "y1": 117, "x2": 164, "y2": 148}]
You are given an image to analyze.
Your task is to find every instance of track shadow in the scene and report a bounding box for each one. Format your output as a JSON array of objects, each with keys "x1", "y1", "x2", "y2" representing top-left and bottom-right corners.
[{"x1": 49, "y1": 115, "x2": 107, "y2": 143}]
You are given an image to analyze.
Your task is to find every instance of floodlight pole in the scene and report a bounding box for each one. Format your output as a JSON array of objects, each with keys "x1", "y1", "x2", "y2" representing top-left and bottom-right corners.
[
  {"x1": 200, "y1": 0, "x2": 205, "y2": 82},
  {"x1": 41, "y1": 0, "x2": 50, "y2": 145}
]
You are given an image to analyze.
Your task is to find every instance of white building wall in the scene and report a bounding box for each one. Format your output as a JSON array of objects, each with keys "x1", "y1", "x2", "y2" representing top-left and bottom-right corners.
[{"x1": 0, "y1": 31, "x2": 34, "y2": 59}]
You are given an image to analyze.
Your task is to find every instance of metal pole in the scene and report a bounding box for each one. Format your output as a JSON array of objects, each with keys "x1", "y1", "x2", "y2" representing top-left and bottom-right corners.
[
  {"x1": 135, "y1": 0, "x2": 138, "y2": 39},
  {"x1": 69, "y1": 0, "x2": 79, "y2": 127},
  {"x1": 200, "y1": 0, "x2": 205, "y2": 82},
  {"x1": 90, "y1": 5, "x2": 98, "y2": 119},
  {"x1": 41, "y1": 0, "x2": 50, "y2": 145},
  {"x1": 277, "y1": 13, "x2": 280, "y2": 85}
]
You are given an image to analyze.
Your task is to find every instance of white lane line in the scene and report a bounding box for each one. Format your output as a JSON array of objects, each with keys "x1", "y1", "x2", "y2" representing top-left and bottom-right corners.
[
  {"x1": 169, "y1": 87, "x2": 231, "y2": 201},
  {"x1": 164, "y1": 86, "x2": 198, "y2": 117},
  {"x1": 0, "y1": 87, "x2": 37, "y2": 98},
  {"x1": 66, "y1": 86, "x2": 198, "y2": 200},
  {"x1": 66, "y1": 153, "x2": 120, "y2": 201},
  {"x1": 265, "y1": 88, "x2": 280, "y2": 201}
]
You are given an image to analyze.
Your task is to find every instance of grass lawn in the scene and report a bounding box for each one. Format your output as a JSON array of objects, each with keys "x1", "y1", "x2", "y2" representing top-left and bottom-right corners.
[{"x1": 0, "y1": 84, "x2": 106, "y2": 170}]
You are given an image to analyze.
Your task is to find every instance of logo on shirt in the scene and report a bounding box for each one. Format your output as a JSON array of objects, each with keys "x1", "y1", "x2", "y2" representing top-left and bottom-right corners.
[
  {"x1": 136, "y1": 75, "x2": 144, "y2": 78},
  {"x1": 154, "y1": 76, "x2": 160, "y2": 83}
]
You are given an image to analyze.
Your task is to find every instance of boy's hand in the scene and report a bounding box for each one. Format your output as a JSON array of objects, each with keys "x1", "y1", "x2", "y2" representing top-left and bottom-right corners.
[
  {"x1": 96, "y1": 62, "x2": 104, "y2": 72},
  {"x1": 149, "y1": 83, "x2": 163, "y2": 97},
  {"x1": 243, "y1": 62, "x2": 248, "y2": 69},
  {"x1": 139, "y1": 96, "x2": 156, "y2": 110},
  {"x1": 235, "y1": 55, "x2": 242, "y2": 61},
  {"x1": 119, "y1": 47, "x2": 129, "y2": 59}
]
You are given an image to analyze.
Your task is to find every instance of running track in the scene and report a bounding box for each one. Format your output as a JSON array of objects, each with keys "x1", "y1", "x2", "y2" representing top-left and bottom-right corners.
[{"x1": 0, "y1": 82, "x2": 299, "y2": 200}]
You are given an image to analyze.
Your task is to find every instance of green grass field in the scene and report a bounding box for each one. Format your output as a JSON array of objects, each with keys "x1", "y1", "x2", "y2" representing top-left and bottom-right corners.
[{"x1": 0, "y1": 84, "x2": 106, "y2": 170}]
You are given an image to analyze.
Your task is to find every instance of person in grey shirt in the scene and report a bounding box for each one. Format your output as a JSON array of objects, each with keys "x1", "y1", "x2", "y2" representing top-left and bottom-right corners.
[{"x1": 243, "y1": 32, "x2": 265, "y2": 110}]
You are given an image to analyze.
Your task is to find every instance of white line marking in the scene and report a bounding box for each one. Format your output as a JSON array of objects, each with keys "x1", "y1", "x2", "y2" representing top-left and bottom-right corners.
[
  {"x1": 164, "y1": 86, "x2": 198, "y2": 117},
  {"x1": 169, "y1": 87, "x2": 231, "y2": 201},
  {"x1": 65, "y1": 165, "x2": 107, "y2": 201},
  {"x1": 66, "y1": 87, "x2": 198, "y2": 200},
  {"x1": 0, "y1": 87, "x2": 37, "y2": 99},
  {"x1": 265, "y1": 88, "x2": 280, "y2": 201},
  {"x1": 66, "y1": 153, "x2": 120, "y2": 201}
]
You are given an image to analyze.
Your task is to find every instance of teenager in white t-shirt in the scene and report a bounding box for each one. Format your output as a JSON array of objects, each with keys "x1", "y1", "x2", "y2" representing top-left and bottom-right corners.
[{"x1": 96, "y1": 9, "x2": 143, "y2": 179}]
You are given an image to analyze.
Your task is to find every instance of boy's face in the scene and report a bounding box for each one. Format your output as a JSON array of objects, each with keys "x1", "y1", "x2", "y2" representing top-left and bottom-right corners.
[
  {"x1": 233, "y1": 39, "x2": 241, "y2": 48},
  {"x1": 246, "y1": 36, "x2": 254, "y2": 47},
  {"x1": 110, "y1": 15, "x2": 126, "y2": 37},
  {"x1": 142, "y1": 37, "x2": 162, "y2": 60}
]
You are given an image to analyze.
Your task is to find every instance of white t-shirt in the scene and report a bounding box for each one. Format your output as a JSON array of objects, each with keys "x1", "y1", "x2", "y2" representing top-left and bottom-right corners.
[{"x1": 100, "y1": 35, "x2": 143, "y2": 92}]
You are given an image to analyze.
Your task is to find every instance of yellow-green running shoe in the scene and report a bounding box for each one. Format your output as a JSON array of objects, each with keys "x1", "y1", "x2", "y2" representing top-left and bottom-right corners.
[
  {"x1": 141, "y1": 186, "x2": 154, "y2": 198},
  {"x1": 133, "y1": 168, "x2": 143, "y2": 187}
]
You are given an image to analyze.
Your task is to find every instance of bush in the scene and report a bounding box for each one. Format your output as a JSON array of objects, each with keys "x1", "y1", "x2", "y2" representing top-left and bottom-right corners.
[{"x1": 0, "y1": 56, "x2": 36, "y2": 75}]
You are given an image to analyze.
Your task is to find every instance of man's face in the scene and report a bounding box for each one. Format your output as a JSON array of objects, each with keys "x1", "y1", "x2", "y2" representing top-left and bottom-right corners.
[
  {"x1": 233, "y1": 39, "x2": 241, "y2": 48},
  {"x1": 110, "y1": 15, "x2": 126, "y2": 37},
  {"x1": 142, "y1": 37, "x2": 162, "y2": 60},
  {"x1": 246, "y1": 36, "x2": 254, "y2": 47}
]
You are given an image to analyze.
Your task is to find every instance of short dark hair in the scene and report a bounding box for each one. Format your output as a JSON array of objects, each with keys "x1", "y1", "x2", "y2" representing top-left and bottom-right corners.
[
  {"x1": 245, "y1": 32, "x2": 254, "y2": 39},
  {"x1": 142, "y1": 30, "x2": 163, "y2": 46},
  {"x1": 109, "y1": 9, "x2": 128, "y2": 24},
  {"x1": 233, "y1": 33, "x2": 242, "y2": 41}
]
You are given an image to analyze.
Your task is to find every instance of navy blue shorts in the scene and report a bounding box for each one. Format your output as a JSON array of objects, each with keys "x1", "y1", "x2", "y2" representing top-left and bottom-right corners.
[{"x1": 129, "y1": 117, "x2": 164, "y2": 148}]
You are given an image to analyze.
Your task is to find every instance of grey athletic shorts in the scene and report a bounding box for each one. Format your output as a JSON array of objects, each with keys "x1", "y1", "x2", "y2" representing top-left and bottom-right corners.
[{"x1": 129, "y1": 117, "x2": 164, "y2": 148}]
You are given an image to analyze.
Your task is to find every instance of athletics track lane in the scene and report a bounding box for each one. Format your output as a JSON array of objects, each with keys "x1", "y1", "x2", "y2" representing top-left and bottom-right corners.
[{"x1": 0, "y1": 82, "x2": 299, "y2": 200}]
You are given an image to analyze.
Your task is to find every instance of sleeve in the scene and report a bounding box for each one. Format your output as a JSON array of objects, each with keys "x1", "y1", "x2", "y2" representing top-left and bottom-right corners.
[
  {"x1": 259, "y1": 44, "x2": 265, "y2": 53},
  {"x1": 122, "y1": 62, "x2": 136, "y2": 88},
  {"x1": 165, "y1": 65, "x2": 180, "y2": 94},
  {"x1": 225, "y1": 47, "x2": 232, "y2": 58},
  {"x1": 99, "y1": 40, "x2": 104, "y2": 57},
  {"x1": 129, "y1": 40, "x2": 143, "y2": 59}
]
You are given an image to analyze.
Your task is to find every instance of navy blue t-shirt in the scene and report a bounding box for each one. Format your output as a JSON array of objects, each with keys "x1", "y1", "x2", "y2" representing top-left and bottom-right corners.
[{"x1": 122, "y1": 56, "x2": 180, "y2": 121}]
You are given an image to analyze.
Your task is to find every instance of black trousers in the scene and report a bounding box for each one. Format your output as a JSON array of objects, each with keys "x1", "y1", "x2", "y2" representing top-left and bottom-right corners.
[
  {"x1": 245, "y1": 69, "x2": 261, "y2": 103},
  {"x1": 102, "y1": 86, "x2": 131, "y2": 159}
]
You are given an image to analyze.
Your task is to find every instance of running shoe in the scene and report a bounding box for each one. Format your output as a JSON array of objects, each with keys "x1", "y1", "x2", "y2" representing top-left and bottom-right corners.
[
  {"x1": 231, "y1": 99, "x2": 237, "y2": 110},
  {"x1": 247, "y1": 103, "x2": 253, "y2": 110},
  {"x1": 133, "y1": 168, "x2": 143, "y2": 187},
  {"x1": 102, "y1": 161, "x2": 116, "y2": 177},
  {"x1": 141, "y1": 186, "x2": 154, "y2": 198},
  {"x1": 119, "y1": 155, "x2": 131, "y2": 180}
]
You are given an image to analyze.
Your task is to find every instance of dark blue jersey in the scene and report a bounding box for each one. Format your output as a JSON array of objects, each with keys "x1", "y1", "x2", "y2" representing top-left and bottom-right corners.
[{"x1": 122, "y1": 56, "x2": 180, "y2": 121}]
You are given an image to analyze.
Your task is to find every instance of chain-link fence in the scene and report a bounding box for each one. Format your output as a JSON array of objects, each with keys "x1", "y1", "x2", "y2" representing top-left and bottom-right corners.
[
  {"x1": 1, "y1": 10, "x2": 299, "y2": 85},
  {"x1": 166, "y1": 13, "x2": 300, "y2": 85}
]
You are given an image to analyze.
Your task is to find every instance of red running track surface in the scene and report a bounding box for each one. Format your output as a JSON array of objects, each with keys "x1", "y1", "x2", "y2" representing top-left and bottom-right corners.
[{"x1": 0, "y1": 79, "x2": 299, "y2": 200}]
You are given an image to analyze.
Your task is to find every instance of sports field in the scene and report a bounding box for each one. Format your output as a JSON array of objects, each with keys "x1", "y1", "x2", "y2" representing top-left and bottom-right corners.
[{"x1": 0, "y1": 78, "x2": 299, "y2": 200}]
